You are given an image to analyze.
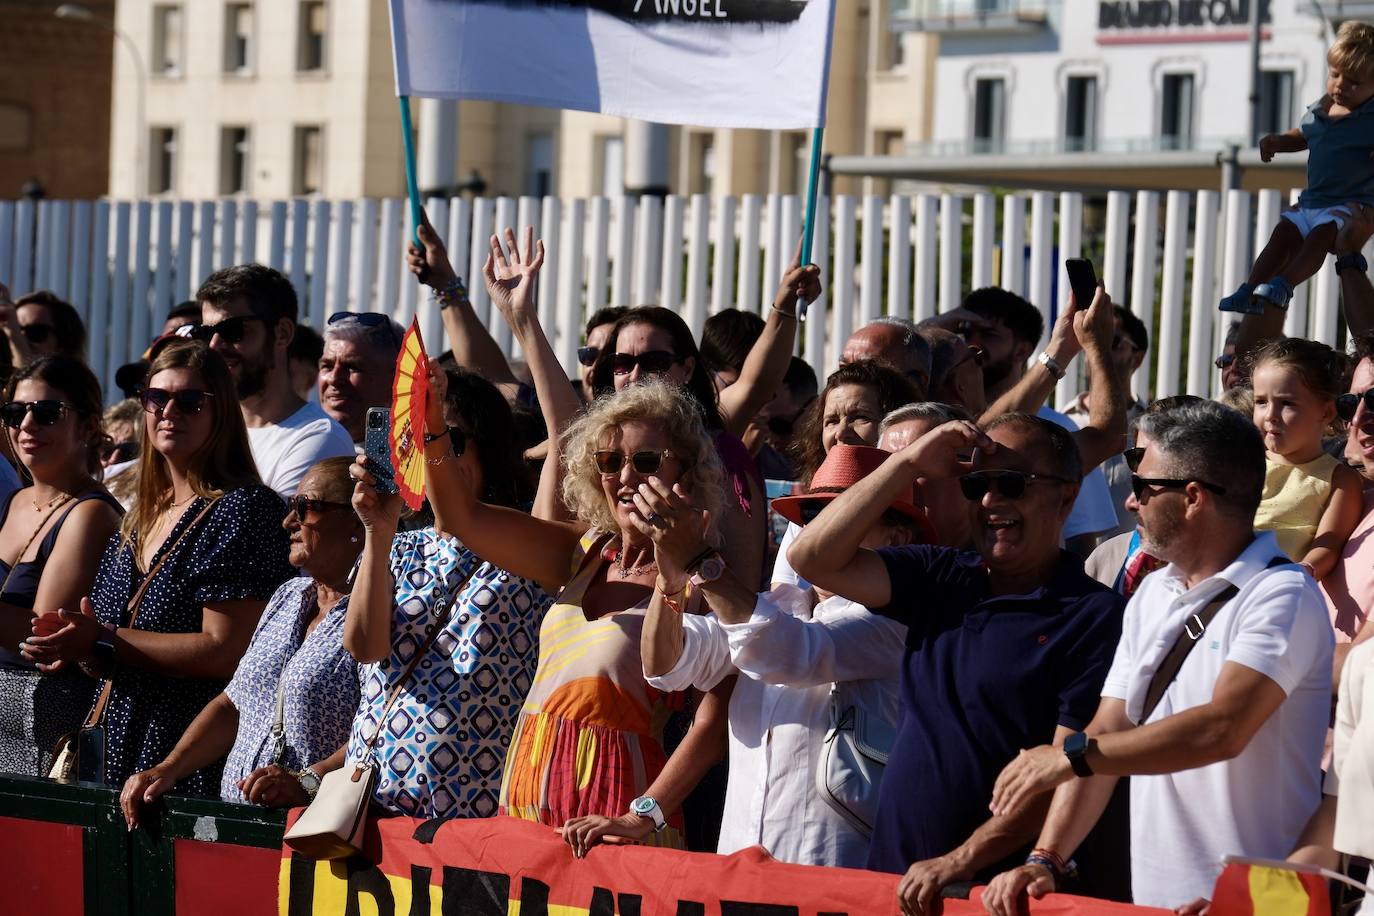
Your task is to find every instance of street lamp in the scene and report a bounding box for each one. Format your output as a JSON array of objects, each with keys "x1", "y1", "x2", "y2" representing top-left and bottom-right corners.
[{"x1": 55, "y1": 3, "x2": 148, "y2": 197}]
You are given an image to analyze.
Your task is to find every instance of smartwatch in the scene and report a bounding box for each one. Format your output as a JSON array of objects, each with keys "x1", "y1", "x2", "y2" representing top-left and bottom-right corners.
[
  {"x1": 1336, "y1": 252, "x2": 1369, "y2": 275},
  {"x1": 1063, "y1": 731, "x2": 1095, "y2": 778},
  {"x1": 630, "y1": 795, "x2": 666, "y2": 833},
  {"x1": 1038, "y1": 351, "x2": 1066, "y2": 382}
]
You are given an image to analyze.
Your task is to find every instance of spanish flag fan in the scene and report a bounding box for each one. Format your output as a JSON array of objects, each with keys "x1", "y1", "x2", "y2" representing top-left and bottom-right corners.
[{"x1": 389, "y1": 318, "x2": 430, "y2": 512}]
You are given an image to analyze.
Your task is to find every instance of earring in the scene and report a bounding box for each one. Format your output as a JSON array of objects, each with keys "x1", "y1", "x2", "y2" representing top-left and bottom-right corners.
[{"x1": 350, "y1": 534, "x2": 360, "y2": 543}]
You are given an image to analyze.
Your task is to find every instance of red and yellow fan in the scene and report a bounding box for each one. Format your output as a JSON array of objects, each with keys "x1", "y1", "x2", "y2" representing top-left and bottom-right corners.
[{"x1": 390, "y1": 318, "x2": 431, "y2": 511}]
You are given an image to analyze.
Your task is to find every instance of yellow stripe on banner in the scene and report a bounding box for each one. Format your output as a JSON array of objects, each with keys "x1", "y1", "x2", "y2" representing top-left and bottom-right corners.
[{"x1": 1247, "y1": 865, "x2": 1313, "y2": 916}]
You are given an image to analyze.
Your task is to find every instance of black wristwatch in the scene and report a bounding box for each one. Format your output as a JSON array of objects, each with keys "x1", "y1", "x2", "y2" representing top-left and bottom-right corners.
[
  {"x1": 1336, "y1": 252, "x2": 1368, "y2": 275},
  {"x1": 90, "y1": 627, "x2": 116, "y2": 677},
  {"x1": 1063, "y1": 731, "x2": 1095, "y2": 778}
]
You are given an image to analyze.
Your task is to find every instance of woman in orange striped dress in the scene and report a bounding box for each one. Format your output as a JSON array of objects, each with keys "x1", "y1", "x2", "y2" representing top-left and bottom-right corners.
[{"x1": 424, "y1": 365, "x2": 730, "y2": 853}]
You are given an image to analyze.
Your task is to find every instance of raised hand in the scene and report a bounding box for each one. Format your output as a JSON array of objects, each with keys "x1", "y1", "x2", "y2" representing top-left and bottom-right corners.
[
  {"x1": 483, "y1": 226, "x2": 545, "y2": 326},
  {"x1": 350, "y1": 456, "x2": 403, "y2": 535},
  {"x1": 902, "y1": 420, "x2": 993, "y2": 481},
  {"x1": 625, "y1": 477, "x2": 711, "y2": 589},
  {"x1": 405, "y1": 209, "x2": 459, "y2": 290},
  {"x1": 772, "y1": 239, "x2": 822, "y2": 316},
  {"x1": 1073, "y1": 284, "x2": 1114, "y2": 355}
]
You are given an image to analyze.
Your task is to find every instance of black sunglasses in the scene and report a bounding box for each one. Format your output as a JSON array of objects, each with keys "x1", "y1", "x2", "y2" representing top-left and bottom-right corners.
[
  {"x1": 577, "y1": 346, "x2": 600, "y2": 368},
  {"x1": 20, "y1": 324, "x2": 53, "y2": 344},
  {"x1": 1214, "y1": 353, "x2": 1236, "y2": 370},
  {"x1": 594, "y1": 449, "x2": 674, "y2": 476},
  {"x1": 140, "y1": 388, "x2": 214, "y2": 415},
  {"x1": 798, "y1": 499, "x2": 831, "y2": 524},
  {"x1": 286, "y1": 495, "x2": 352, "y2": 520},
  {"x1": 101, "y1": 441, "x2": 139, "y2": 464},
  {"x1": 611, "y1": 350, "x2": 678, "y2": 377},
  {"x1": 0, "y1": 400, "x2": 70, "y2": 429},
  {"x1": 959, "y1": 469, "x2": 1073, "y2": 501},
  {"x1": 327, "y1": 311, "x2": 402, "y2": 349},
  {"x1": 955, "y1": 345, "x2": 988, "y2": 370},
  {"x1": 1130, "y1": 474, "x2": 1227, "y2": 501},
  {"x1": 1123, "y1": 446, "x2": 1145, "y2": 472},
  {"x1": 190, "y1": 315, "x2": 268, "y2": 344},
  {"x1": 1337, "y1": 388, "x2": 1374, "y2": 422}
]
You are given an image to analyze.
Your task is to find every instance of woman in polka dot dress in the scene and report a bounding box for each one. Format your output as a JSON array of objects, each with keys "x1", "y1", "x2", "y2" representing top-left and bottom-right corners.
[{"x1": 26, "y1": 340, "x2": 293, "y2": 794}]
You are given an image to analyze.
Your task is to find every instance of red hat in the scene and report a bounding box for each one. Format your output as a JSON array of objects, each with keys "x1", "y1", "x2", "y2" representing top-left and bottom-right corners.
[{"x1": 771, "y1": 444, "x2": 938, "y2": 543}]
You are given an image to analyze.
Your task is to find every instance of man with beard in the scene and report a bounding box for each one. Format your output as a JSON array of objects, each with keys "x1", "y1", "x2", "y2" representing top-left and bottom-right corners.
[
  {"x1": 195, "y1": 265, "x2": 353, "y2": 496},
  {"x1": 788, "y1": 412, "x2": 1124, "y2": 915},
  {"x1": 982, "y1": 400, "x2": 1332, "y2": 914},
  {"x1": 318, "y1": 312, "x2": 405, "y2": 446}
]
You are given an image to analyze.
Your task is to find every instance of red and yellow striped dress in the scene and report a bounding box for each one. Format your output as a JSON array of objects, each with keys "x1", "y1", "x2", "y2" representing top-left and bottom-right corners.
[{"x1": 499, "y1": 532, "x2": 686, "y2": 847}]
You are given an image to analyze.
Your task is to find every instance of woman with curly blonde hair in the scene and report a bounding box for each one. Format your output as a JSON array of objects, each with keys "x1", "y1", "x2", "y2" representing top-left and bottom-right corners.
[{"x1": 422, "y1": 372, "x2": 731, "y2": 854}]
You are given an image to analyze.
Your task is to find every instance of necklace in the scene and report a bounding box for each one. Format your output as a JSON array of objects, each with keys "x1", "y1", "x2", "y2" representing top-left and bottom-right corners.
[
  {"x1": 2, "y1": 495, "x2": 75, "y2": 586},
  {"x1": 167, "y1": 491, "x2": 197, "y2": 510},
  {"x1": 614, "y1": 546, "x2": 657, "y2": 579},
  {"x1": 31, "y1": 491, "x2": 73, "y2": 513}
]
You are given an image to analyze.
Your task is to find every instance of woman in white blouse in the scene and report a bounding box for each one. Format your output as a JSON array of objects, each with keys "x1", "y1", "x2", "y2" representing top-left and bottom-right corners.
[{"x1": 629, "y1": 443, "x2": 937, "y2": 868}]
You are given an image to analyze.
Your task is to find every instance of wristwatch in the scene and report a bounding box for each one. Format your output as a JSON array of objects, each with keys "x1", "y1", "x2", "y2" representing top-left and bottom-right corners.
[
  {"x1": 1336, "y1": 252, "x2": 1368, "y2": 275},
  {"x1": 296, "y1": 767, "x2": 322, "y2": 798},
  {"x1": 629, "y1": 795, "x2": 666, "y2": 833},
  {"x1": 1038, "y1": 351, "x2": 1066, "y2": 382},
  {"x1": 1063, "y1": 731, "x2": 1095, "y2": 778},
  {"x1": 688, "y1": 551, "x2": 725, "y2": 588}
]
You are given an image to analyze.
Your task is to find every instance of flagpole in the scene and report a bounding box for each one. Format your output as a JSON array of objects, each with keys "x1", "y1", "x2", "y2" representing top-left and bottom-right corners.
[
  {"x1": 797, "y1": 126, "x2": 825, "y2": 322},
  {"x1": 398, "y1": 95, "x2": 423, "y2": 246}
]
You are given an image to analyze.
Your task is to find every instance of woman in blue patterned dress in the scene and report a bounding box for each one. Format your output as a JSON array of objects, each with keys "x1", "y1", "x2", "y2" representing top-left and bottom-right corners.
[
  {"x1": 345, "y1": 368, "x2": 552, "y2": 819},
  {"x1": 25, "y1": 340, "x2": 294, "y2": 794},
  {"x1": 117, "y1": 456, "x2": 364, "y2": 827}
]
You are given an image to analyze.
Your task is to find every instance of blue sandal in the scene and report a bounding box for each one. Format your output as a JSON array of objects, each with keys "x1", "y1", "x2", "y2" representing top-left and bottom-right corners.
[
  {"x1": 1219, "y1": 282, "x2": 1259, "y2": 314},
  {"x1": 1253, "y1": 277, "x2": 1294, "y2": 311}
]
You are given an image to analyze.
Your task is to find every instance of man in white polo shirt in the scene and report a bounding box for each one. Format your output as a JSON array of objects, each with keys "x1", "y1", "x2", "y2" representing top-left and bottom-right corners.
[{"x1": 980, "y1": 400, "x2": 1332, "y2": 913}]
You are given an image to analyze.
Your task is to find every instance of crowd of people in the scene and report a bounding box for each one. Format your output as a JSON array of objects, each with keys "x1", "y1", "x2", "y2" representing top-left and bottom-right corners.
[{"x1": 0, "y1": 194, "x2": 1371, "y2": 916}]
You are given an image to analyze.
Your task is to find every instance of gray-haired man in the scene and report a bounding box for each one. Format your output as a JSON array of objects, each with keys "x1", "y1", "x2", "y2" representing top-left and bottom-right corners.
[{"x1": 318, "y1": 312, "x2": 404, "y2": 445}]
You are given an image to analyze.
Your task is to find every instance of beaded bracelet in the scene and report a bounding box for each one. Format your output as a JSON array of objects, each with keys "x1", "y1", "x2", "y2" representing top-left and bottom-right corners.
[
  {"x1": 1025, "y1": 848, "x2": 1076, "y2": 882},
  {"x1": 434, "y1": 277, "x2": 469, "y2": 311}
]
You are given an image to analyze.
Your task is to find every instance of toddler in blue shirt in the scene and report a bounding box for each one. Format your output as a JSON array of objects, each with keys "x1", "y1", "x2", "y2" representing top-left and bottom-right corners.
[{"x1": 1221, "y1": 21, "x2": 1374, "y2": 315}]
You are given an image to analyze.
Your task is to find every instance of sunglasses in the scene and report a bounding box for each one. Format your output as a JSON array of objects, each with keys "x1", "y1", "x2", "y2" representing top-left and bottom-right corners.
[
  {"x1": 435, "y1": 425, "x2": 469, "y2": 458},
  {"x1": 798, "y1": 499, "x2": 829, "y2": 524},
  {"x1": 954, "y1": 345, "x2": 988, "y2": 370},
  {"x1": 1123, "y1": 446, "x2": 1145, "y2": 472},
  {"x1": 286, "y1": 495, "x2": 351, "y2": 520},
  {"x1": 0, "y1": 400, "x2": 70, "y2": 429},
  {"x1": 20, "y1": 324, "x2": 53, "y2": 344},
  {"x1": 190, "y1": 315, "x2": 267, "y2": 344},
  {"x1": 1337, "y1": 388, "x2": 1374, "y2": 422},
  {"x1": 577, "y1": 346, "x2": 600, "y2": 368},
  {"x1": 1214, "y1": 354, "x2": 1236, "y2": 370},
  {"x1": 327, "y1": 311, "x2": 402, "y2": 348},
  {"x1": 958, "y1": 469, "x2": 1073, "y2": 501},
  {"x1": 594, "y1": 449, "x2": 674, "y2": 476},
  {"x1": 1130, "y1": 474, "x2": 1227, "y2": 501},
  {"x1": 101, "y1": 441, "x2": 139, "y2": 464},
  {"x1": 611, "y1": 350, "x2": 678, "y2": 377},
  {"x1": 140, "y1": 388, "x2": 214, "y2": 415}
]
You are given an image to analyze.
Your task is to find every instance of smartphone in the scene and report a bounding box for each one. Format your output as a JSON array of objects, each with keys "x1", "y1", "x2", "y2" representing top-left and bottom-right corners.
[
  {"x1": 364, "y1": 407, "x2": 399, "y2": 495},
  {"x1": 1064, "y1": 258, "x2": 1098, "y2": 309}
]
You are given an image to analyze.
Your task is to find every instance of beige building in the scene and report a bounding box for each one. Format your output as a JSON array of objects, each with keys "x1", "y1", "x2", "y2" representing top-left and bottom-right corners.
[{"x1": 106, "y1": 0, "x2": 939, "y2": 201}]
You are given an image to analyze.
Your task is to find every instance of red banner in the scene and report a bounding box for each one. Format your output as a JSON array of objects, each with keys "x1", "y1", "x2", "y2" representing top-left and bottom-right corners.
[{"x1": 279, "y1": 813, "x2": 1169, "y2": 916}]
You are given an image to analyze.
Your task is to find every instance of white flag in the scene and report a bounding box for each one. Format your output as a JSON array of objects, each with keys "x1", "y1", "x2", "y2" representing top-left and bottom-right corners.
[{"x1": 389, "y1": 0, "x2": 837, "y2": 130}]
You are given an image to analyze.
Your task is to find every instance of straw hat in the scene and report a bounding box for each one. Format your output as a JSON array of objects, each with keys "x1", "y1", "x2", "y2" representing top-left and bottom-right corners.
[{"x1": 771, "y1": 444, "x2": 937, "y2": 543}]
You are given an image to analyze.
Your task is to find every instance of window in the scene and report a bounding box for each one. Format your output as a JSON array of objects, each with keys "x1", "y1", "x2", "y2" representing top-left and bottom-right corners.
[
  {"x1": 972, "y1": 77, "x2": 1006, "y2": 153},
  {"x1": 1259, "y1": 70, "x2": 1295, "y2": 137},
  {"x1": 150, "y1": 127, "x2": 177, "y2": 194},
  {"x1": 293, "y1": 126, "x2": 323, "y2": 195},
  {"x1": 1160, "y1": 73, "x2": 1195, "y2": 151},
  {"x1": 151, "y1": 5, "x2": 183, "y2": 76},
  {"x1": 223, "y1": 3, "x2": 253, "y2": 73},
  {"x1": 297, "y1": 1, "x2": 327, "y2": 72},
  {"x1": 525, "y1": 133, "x2": 554, "y2": 197},
  {"x1": 600, "y1": 136, "x2": 625, "y2": 197},
  {"x1": 1064, "y1": 75, "x2": 1098, "y2": 152},
  {"x1": 220, "y1": 126, "x2": 251, "y2": 194}
]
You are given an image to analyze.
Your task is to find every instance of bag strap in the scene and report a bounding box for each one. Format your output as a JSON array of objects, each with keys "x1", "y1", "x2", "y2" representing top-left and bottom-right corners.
[
  {"x1": 1139, "y1": 555, "x2": 1291, "y2": 723},
  {"x1": 268, "y1": 676, "x2": 289, "y2": 766},
  {"x1": 358, "y1": 562, "x2": 479, "y2": 760},
  {"x1": 83, "y1": 496, "x2": 222, "y2": 729}
]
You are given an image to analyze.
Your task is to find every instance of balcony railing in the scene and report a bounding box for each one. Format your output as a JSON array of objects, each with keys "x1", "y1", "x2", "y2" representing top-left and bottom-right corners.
[{"x1": 906, "y1": 134, "x2": 1249, "y2": 158}]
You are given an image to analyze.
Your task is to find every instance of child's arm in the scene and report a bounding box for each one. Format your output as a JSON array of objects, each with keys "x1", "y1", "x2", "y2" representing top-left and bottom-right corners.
[
  {"x1": 1259, "y1": 129, "x2": 1307, "y2": 163},
  {"x1": 1300, "y1": 462, "x2": 1364, "y2": 580}
]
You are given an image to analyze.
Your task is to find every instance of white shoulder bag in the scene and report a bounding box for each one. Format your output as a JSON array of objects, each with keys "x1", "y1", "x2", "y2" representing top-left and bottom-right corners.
[{"x1": 814, "y1": 682, "x2": 896, "y2": 838}]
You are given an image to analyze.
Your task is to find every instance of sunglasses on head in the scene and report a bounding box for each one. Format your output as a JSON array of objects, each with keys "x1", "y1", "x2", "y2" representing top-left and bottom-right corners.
[
  {"x1": 611, "y1": 350, "x2": 678, "y2": 377},
  {"x1": 594, "y1": 449, "x2": 673, "y2": 476},
  {"x1": 190, "y1": 315, "x2": 267, "y2": 345},
  {"x1": 327, "y1": 311, "x2": 402, "y2": 348},
  {"x1": 1130, "y1": 473, "x2": 1227, "y2": 501},
  {"x1": 958, "y1": 469, "x2": 1073, "y2": 501},
  {"x1": 577, "y1": 346, "x2": 600, "y2": 368},
  {"x1": 1215, "y1": 353, "x2": 1236, "y2": 370},
  {"x1": 139, "y1": 388, "x2": 214, "y2": 415},
  {"x1": 1337, "y1": 387, "x2": 1374, "y2": 422},
  {"x1": 0, "y1": 400, "x2": 70, "y2": 429},
  {"x1": 286, "y1": 494, "x2": 351, "y2": 520},
  {"x1": 20, "y1": 324, "x2": 53, "y2": 344}
]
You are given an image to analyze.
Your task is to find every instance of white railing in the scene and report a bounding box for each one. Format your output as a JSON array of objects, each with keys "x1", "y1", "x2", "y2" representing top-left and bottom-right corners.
[{"x1": 0, "y1": 190, "x2": 1361, "y2": 407}]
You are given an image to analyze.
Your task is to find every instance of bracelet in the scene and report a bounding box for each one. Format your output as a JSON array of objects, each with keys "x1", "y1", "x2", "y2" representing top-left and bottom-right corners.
[
  {"x1": 424, "y1": 442, "x2": 456, "y2": 466},
  {"x1": 423, "y1": 426, "x2": 452, "y2": 445},
  {"x1": 1038, "y1": 351, "x2": 1066, "y2": 381},
  {"x1": 434, "y1": 277, "x2": 469, "y2": 311},
  {"x1": 770, "y1": 304, "x2": 798, "y2": 320},
  {"x1": 1025, "y1": 848, "x2": 1076, "y2": 881},
  {"x1": 658, "y1": 580, "x2": 689, "y2": 614}
]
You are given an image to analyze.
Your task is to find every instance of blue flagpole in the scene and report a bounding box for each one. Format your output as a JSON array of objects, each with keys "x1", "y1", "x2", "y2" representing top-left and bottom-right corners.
[
  {"x1": 398, "y1": 95, "x2": 423, "y2": 247},
  {"x1": 797, "y1": 126, "x2": 825, "y2": 322}
]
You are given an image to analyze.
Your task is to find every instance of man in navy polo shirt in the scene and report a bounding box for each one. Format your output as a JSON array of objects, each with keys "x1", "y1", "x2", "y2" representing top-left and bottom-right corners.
[{"x1": 789, "y1": 412, "x2": 1125, "y2": 915}]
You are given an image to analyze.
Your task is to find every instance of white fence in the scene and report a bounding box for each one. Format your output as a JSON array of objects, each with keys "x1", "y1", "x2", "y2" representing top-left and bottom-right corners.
[{"x1": 0, "y1": 190, "x2": 1361, "y2": 406}]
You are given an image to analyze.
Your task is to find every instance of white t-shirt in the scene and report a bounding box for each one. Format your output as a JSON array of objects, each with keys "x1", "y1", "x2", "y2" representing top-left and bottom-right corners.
[
  {"x1": 1327, "y1": 638, "x2": 1374, "y2": 861},
  {"x1": 246, "y1": 401, "x2": 355, "y2": 497},
  {"x1": 1101, "y1": 532, "x2": 1333, "y2": 908},
  {"x1": 1039, "y1": 406, "x2": 1118, "y2": 541},
  {"x1": 770, "y1": 521, "x2": 810, "y2": 589}
]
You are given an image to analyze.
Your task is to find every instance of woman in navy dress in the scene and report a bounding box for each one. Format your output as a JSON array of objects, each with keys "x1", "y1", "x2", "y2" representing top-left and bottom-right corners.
[{"x1": 26, "y1": 340, "x2": 293, "y2": 793}]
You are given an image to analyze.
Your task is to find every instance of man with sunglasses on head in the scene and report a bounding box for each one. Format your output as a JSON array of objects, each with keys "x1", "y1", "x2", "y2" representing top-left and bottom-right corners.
[
  {"x1": 789, "y1": 412, "x2": 1126, "y2": 915},
  {"x1": 981, "y1": 400, "x2": 1332, "y2": 915},
  {"x1": 195, "y1": 265, "x2": 353, "y2": 497},
  {"x1": 318, "y1": 312, "x2": 404, "y2": 446}
]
